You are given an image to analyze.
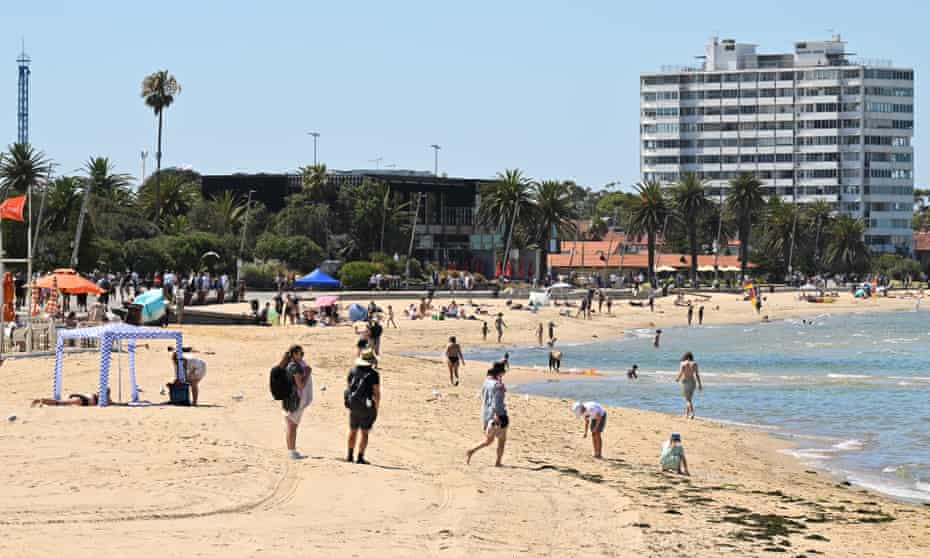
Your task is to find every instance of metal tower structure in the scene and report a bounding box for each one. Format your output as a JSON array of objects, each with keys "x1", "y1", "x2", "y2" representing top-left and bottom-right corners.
[{"x1": 17, "y1": 44, "x2": 30, "y2": 145}]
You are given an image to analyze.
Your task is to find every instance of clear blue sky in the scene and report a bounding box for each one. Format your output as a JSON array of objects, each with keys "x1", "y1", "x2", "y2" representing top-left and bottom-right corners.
[{"x1": 0, "y1": 0, "x2": 925, "y2": 189}]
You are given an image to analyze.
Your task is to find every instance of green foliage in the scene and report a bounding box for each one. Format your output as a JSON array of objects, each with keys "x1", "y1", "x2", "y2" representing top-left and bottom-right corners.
[
  {"x1": 338, "y1": 261, "x2": 379, "y2": 289},
  {"x1": 826, "y1": 215, "x2": 870, "y2": 275},
  {"x1": 629, "y1": 180, "x2": 671, "y2": 287},
  {"x1": 137, "y1": 169, "x2": 201, "y2": 221},
  {"x1": 727, "y1": 172, "x2": 765, "y2": 278},
  {"x1": 121, "y1": 233, "x2": 236, "y2": 275},
  {"x1": 141, "y1": 70, "x2": 180, "y2": 115},
  {"x1": 0, "y1": 143, "x2": 50, "y2": 195},
  {"x1": 241, "y1": 260, "x2": 287, "y2": 289},
  {"x1": 255, "y1": 233, "x2": 325, "y2": 272},
  {"x1": 872, "y1": 253, "x2": 921, "y2": 279}
]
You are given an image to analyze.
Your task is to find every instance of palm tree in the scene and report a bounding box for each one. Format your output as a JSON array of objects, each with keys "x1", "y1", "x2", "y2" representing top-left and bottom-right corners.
[
  {"x1": 763, "y1": 197, "x2": 802, "y2": 277},
  {"x1": 0, "y1": 143, "x2": 49, "y2": 195},
  {"x1": 726, "y1": 172, "x2": 764, "y2": 280},
  {"x1": 207, "y1": 190, "x2": 246, "y2": 235},
  {"x1": 141, "y1": 70, "x2": 181, "y2": 222},
  {"x1": 532, "y1": 180, "x2": 579, "y2": 278},
  {"x1": 672, "y1": 173, "x2": 709, "y2": 287},
  {"x1": 477, "y1": 169, "x2": 534, "y2": 277},
  {"x1": 137, "y1": 172, "x2": 199, "y2": 221},
  {"x1": 628, "y1": 180, "x2": 671, "y2": 288},
  {"x1": 826, "y1": 215, "x2": 870, "y2": 275},
  {"x1": 805, "y1": 200, "x2": 834, "y2": 274}
]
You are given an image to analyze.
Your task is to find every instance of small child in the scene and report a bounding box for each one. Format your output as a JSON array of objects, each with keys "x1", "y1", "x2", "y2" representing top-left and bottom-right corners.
[
  {"x1": 660, "y1": 432, "x2": 689, "y2": 475},
  {"x1": 653, "y1": 329, "x2": 662, "y2": 348},
  {"x1": 572, "y1": 401, "x2": 607, "y2": 458},
  {"x1": 627, "y1": 364, "x2": 639, "y2": 379},
  {"x1": 481, "y1": 321, "x2": 489, "y2": 341}
]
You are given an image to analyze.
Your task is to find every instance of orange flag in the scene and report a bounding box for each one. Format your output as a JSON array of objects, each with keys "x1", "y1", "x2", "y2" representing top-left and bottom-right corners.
[{"x1": 0, "y1": 195, "x2": 26, "y2": 222}]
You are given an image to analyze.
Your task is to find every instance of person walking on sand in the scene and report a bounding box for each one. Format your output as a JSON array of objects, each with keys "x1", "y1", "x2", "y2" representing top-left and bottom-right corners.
[
  {"x1": 675, "y1": 352, "x2": 702, "y2": 419},
  {"x1": 698, "y1": 305, "x2": 704, "y2": 326},
  {"x1": 606, "y1": 296, "x2": 613, "y2": 315},
  {"x1": 648, "y1": 292, "x2": 655, "y2": 312},
  {"x1": 466, "y1": 361, "x2": 509, "y2": 466},
  {"x1": 536, "y1": 322, "x2": 544, "y2": 346},
  {"x1": 687, "y1": 304, "x2": 693, "y2": 327},
  {"x1": 548, "y1": 321, "x2": 557, "y2": 342},
  {"x1": 345, "y1": 349, "x2": 381, "y2": 464},
  {"x1": 494, "y1": 313, "x2": 507, "y2": 343},
  {"x1": 281, "y1": 345, "x2": 313, "y2": 460},
  {"x1": 386, "y1": 305, "x2": 398, "y2": 328},
  {"x1": 653, "y1": 329, "x2": 662, "y2": 348},
  {"x1": 445, "y1": 336, "x2": 465, "y2": 386},
  {"x1": 572, "y1": 401, "x2": 607, "y2": 458},
  {"x1": 481, "y1": 320, "x2": 489, "y2": 341}
]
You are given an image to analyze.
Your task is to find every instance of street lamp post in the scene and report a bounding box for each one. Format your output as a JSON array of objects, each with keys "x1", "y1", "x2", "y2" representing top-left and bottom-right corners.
[
  {"x1": 430, "y1": 144, "x2": 441, "y2": 175},
  {"x1": 307, "y1": 132, "x2": 320, "y2": 166},
  {"x1": 237, "y1": 189, "x2": 256, "y2": 289}
]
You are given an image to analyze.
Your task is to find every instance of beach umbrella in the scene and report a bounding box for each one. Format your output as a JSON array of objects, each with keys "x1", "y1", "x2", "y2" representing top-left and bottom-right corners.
[
  {"x1": 550, "y1": 282, "x2": 573, "y2": 290},
  {"x1": 44, "y1": 277, "x2": 59, "y2": 316},
  {"x1": 656, "y1": 265, "x2": 677, "y2": 272},
  {"x1": 697, "y1": 265, "x2": 715, "y2": 272},
  {"x1": 314, "y1": 295, "x2": 340, "y2": 308},
  {"x1": 35, "y1": 269, "x2": 104, "y2": 294}
]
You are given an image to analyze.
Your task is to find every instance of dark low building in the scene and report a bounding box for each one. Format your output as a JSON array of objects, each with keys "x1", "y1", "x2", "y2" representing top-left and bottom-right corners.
[{"x1": 200, "y1": 173, "x2": 301, "y2": 212}]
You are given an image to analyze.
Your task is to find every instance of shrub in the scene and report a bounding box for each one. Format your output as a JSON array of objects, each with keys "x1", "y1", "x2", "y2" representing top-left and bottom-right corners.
[
  {"x1": 241, "y1": 260, "x2": 287, "y2": 290},
  {"x1": 338, "y1": 261, "x2": 379, "y2": 289},
  {"x1": 255, "y1": 233, "x2": 325, "y2": 272}
]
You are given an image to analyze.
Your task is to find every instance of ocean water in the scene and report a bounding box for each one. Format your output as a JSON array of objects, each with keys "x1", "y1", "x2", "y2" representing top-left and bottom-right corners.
[{"x1": 473, "y1": 310, "x2": 930, "y2": 503}]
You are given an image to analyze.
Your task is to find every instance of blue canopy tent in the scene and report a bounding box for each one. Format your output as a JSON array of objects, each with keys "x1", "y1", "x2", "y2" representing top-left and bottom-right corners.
[
  {"x1": 53, "y1": 323, "x2": 184, "y2": 406},
  {"x1": 294, "y1": 268, "x2": 341, "y2": 289}
]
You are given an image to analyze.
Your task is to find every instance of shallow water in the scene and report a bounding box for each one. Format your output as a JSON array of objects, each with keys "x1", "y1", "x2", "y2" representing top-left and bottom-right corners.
[{"x1": 472, "y1": 310, "x2": 930, "y2": 503}]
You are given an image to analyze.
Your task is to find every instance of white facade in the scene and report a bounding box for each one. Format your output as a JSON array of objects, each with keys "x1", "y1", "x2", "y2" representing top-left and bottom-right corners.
[{"x1": 641, "y1": 36, "x2": 914, "y2": 253}]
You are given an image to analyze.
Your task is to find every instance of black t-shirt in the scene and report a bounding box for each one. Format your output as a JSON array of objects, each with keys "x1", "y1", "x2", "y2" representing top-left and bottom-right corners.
[
  {"x1": 370, "y1": 323, "x2": 383, "y2": 339},
  {"x1": 347, "y1": 365, "x2": 380, "y2": 403}
]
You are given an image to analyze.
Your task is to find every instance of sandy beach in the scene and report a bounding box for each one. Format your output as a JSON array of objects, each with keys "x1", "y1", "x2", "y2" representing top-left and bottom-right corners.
[{"x1": 1, "y1": 290, "x2": 928, "y2": 557}]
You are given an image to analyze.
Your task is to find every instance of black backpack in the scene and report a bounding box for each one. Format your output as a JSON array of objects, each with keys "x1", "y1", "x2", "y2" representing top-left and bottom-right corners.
[
  {"x1": 269, "y1": 365, "x2": 294, "y2": 401},
  {"x1": 344, "y1": 367, "x2": 373, "y2": 410}
]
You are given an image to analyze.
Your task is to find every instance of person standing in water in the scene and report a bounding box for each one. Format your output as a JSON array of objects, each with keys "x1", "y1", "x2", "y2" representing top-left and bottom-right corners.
[
  {"x1": 547, "y1": 340, "x2": 562, "y2": 373},
  {"x1": 675, "y1": 352, "x2": 702, "y2": 419},
  {"x1": 445, "y1": 336, "x2": 465, "y2": 386},
  {"x1": 687, "y1": 304, "x2": 693, "y2": 326},
  {"x1": 481, "y1": 321, "x2": 489, "y2": 341},
  {"x1": 536, "y1": 322, "x2": 544, "y2": 346},
  {"x1": 698, "y1": 305, "x2": 704, "y2": 325},
  {"x1": 653, "y1": 329, "x2": 662, "y2": 348},
  {"x1": 494, "y1": 313, "x2": 507, "y2": 343},
  {"x1": 466, "y1": 361, "x2": 509, "y2": 466}
]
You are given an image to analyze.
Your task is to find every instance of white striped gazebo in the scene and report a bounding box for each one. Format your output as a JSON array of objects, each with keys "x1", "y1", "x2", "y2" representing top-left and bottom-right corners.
[{"x1": 53, "y1": 323, "x2": 184, "y2": 406}]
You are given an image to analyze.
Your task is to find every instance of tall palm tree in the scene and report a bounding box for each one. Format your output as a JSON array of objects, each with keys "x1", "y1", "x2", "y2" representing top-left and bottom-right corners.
[
  {"x1": 0, "y1": 142, "x2": 49, "y2": 195},
  {"x1": 805, "y1": 200, "x2": 834, "y2": 274},
  {"x1": 672, "y1": 173, "x2": 709, "y2": 287},
  {"x1": 141, "y1": 70, "x2": 181, "y2": 222},
  {"x1": 764, "y1": 197, "x2": 802, "y2": 277},
  {"x1": 628, "y1": 180, "x2": 671, "y2": 288},
  {"x1": 532, "y1": 180, "x2": 579, "y2": 278},
  {"x1": 826, "y1": 215, "x2": 870, "y2": 275},
  {"x1": 726, "y1": 172, "x2": 764, "y2": 280},
  {"x1": 477, "y1": 169, "x2": 534, "y2": 277}
]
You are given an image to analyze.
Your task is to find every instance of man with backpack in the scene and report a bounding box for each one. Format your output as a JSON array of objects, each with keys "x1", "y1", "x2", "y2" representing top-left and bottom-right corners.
[{"x1": 345, "y1": 349, "x2": 381, "y2": 464}]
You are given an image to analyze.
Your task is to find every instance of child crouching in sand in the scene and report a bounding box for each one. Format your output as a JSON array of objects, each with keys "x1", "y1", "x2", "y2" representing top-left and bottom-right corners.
[{"x1": 660, "y1": 432, "x2": 689, "y2": 475}]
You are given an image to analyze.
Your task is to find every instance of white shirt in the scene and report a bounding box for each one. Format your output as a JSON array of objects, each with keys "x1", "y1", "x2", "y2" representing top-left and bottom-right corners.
[{"x1": 583, "y1": 401, "x2": 605, "y2": 419}]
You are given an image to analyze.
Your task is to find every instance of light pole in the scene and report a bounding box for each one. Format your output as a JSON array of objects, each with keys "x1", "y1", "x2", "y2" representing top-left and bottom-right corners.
[
  {"x1": 369, "y1": 157, "x2": 384, "y2": 169},
  {"x1": 430, "y1": 144, "x2": 441, "y2": 175},
  {"x1": 237, "y1": 189, "x2": 256, "y2": 287},
  {"x1": 307, "y1": 132, "x2": 320, "y2": 166}
]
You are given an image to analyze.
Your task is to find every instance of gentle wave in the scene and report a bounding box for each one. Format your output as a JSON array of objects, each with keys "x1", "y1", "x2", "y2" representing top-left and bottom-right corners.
[{"x1": 844, "y1": 473, "x2": 930, "y2": 503}]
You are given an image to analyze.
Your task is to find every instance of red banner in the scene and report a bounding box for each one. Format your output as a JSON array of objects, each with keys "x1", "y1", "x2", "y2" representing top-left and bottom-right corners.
[{"x1": 0, "y1": 195, "x2": 26, "y2": 222}]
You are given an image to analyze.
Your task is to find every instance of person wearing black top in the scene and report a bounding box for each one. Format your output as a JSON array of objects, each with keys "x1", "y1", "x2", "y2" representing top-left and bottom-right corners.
[
  {"x1": 346, "y1": 349, "x2": 381, "y2": 464},
  {"x1": 368, "y1": 319, "x2": 384, "y2": 356}
]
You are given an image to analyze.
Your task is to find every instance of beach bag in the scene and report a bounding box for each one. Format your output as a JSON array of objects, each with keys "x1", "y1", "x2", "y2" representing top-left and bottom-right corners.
[
  {"x1": 269, "y1": 365, "x2": 294, "y2": 401},
  {"x1": 344, "y1": 367, "x2": 372, "y2": 410}
]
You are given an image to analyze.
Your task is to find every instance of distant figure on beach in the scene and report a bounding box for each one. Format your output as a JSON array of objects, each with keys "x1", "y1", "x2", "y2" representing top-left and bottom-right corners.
[
  {"x1": 653, "y1": 329, "x2": 662, "y2": 348},
  {"x1": 606, "y1": 296, "x2": 613, "y2": 315},
  {"x1": 386, "y1": 305, "x2": 398, "y2": 328},
  {"x1": 32, "y1": 388, "x2": 110, "y2": 407},
  {"x1": 445, "y1": 336, "x2": 465, "y2": 386},
  {"x1": 572, "y1": 401, "x2": 607, "y2": 458},
  {"x1": 687, "y1": 304, "x2": 693, "y2": 326},
  {"x1": 281, "y1": 345, "x2": 313, "y2": 460},
  {"x1": 754, "y1": 296, "x2": 762, "y2": 315},
  {"x1": 648, "y1": 292, "x2": 655, "y2": 312},
  {"x1": 466, "y1": 361, "x2": 508, "y2": 466},
  {"x1": 698, "y1": 305, "x2": 704, "y2": 325},
  {"x1": 676, "y1": 352, "x2": 702, "y2": 419},
  {"x1": 627, "y1": 364, "x2": 639, "y2": 379},
  {"x1": 481, "y1": 321, "x2": 489, "y2": 341},
  {"x1": 171, "y1": 350, "x2": 207, "y2": 406},
  {"x1": 368, "y1": 319, "x2": 384, "y2": 356},
  {"x1": 547, "y1": 340, "x2": 562, "y2": 372},
  {"x1": 660, "y1": 432, "x2": 690, "y2": 475},
  {"x1": 345, "y1": 349, "x2": 380, "y2": 464},
  {"x1": 536, "y1": 322, "x2": 544, "y2": 346},
  {"x1": 495, "y1": 313, "x2": 507, "y2": 343},
  {"x1": 916, "y1": 296, "x2": 922, "y2": 312},
  {"x1": 548, "y1": 321, "x2": 557, "y2": 342}
]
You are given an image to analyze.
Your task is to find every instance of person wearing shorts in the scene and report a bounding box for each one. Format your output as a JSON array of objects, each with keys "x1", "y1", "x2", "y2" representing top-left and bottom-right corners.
[
  {"x1": 572, "y1": 401, "x2": 607, "y2": 458},
  {"x1": 172, "y1": 352, "x2": 207, "y2": 406},
  {"x1": 346, "y1": 349, "x2": 381, "y2": 464},
  {"x1": 466, "y1": 361, "x2": 509, "y2": 466}
]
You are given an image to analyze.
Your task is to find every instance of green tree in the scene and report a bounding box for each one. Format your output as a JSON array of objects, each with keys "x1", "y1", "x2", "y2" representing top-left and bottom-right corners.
[
  {"x1": 763, "y1": 197, "x2": 803, "y2": 278},
  {"x1": 0, "y1": 142, "x2": 50, "y2": 195},
  {"x1": 672, "y1": 173, "x2": 709, "y2": 286},
  {"x1": 826, "y1": 215, "x2": 870, "y2": 275},
  {"x1": 138, "y1": 171, "x2": 200, "y2": 221},
  {"x1": 141, "y1": 70, "x2": 181, "y2": 221},
  {"x1": 531, "y1": 180, "x2": 578, "y2": 277},
  {"x1": 477, "y1": 169, "x2": 534, "y2": 276},
  {"x1": 726, "y1": 172, "x2": 765, "y2": 279},
  {"x1": 805, "y1": 200, "x2": 834, "y2": 274},
  {"x1": 254, "y1": 232, "x2": 325, "y2": 271},
  {"x1": 628, "y1": 180, "x2": 671, "y2": 288},
  {"x1": 204, "y1": 190, "x2": 246, "y2": 235}
]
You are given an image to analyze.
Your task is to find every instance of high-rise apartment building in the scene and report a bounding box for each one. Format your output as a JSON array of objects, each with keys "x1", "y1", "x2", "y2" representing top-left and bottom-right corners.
[{"x1": 640, "y1": 36, "x2": 914, "y2": 254}]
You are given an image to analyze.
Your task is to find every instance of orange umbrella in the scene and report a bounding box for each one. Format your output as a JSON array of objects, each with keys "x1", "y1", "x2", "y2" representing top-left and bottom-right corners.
[{"x1": 34, "y1": 269, "x2": 104, "y2": 295}]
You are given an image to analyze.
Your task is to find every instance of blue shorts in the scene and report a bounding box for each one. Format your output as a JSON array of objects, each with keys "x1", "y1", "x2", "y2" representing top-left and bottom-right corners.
[{"x1": 590, "y1": 412, "x2": 607, "y2": 433}]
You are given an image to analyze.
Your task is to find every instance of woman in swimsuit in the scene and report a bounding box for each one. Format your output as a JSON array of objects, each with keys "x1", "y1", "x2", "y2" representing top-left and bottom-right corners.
[
  {"x1": 445, "y1": 336, "x2": 465, "y2": 386},
  {"x1": 31, "y1": 388, "x2": 110, "y2": 407},
  {"x1": 675, "y1": 352, "x2": 702, "y2": 419}
]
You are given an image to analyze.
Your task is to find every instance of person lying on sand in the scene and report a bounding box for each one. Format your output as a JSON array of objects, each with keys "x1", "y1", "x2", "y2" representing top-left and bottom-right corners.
[
  {"x1": 32, "y1": 388, "x2": 111, "y2": 407},
  {"x1": 660, "y1": 432, "x2": 690, "y2": 475}
]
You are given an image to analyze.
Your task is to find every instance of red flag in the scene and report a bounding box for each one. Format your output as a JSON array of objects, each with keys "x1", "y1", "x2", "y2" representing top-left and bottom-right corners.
[{"x1": 0, "y1": 195, "x2": 26, "y2": 222}]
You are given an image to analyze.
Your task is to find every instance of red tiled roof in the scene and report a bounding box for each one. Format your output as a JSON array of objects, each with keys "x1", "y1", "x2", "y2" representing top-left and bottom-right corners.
[
  {"x1": 547, "y1": 252, "x2": 752, "y2": 270},
  {"x1": 915, "y1": 232, "x2": 930, "y2": 252}
]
